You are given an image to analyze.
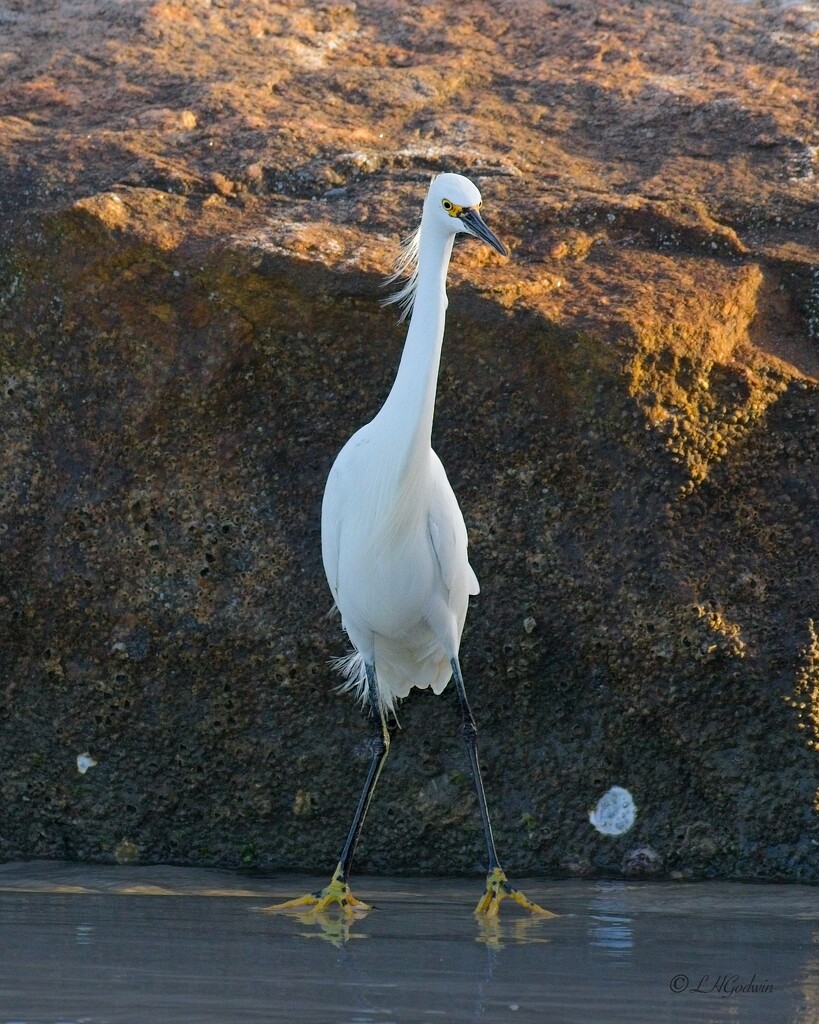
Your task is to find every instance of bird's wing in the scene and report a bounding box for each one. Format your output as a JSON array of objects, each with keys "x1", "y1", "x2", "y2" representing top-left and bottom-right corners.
[
  {"x1": 321, "y1": 460, "x2": 343, "y2": 603},
  {"x1": 428, "y1": 451, "x2": 480, "y2": 597}
]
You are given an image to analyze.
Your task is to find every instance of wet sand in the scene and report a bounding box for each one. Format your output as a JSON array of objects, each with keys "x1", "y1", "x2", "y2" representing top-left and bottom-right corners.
[{"x1": 0, "y1": 862, "x2": 817, "y2": 1023}]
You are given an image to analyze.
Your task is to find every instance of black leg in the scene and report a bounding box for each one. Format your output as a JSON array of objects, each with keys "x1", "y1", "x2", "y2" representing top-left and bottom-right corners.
[
  {"x1": 450, "y1": 656, "x2": 501, "y2": 871},
  {"x1": 266, "y1": 662, "x2": 393, "y2": 915},
  {"x1": 336, "y1": 661, "x2": 390, "y2": 883},
  {"x1": 450, "y1": 657, "x2": 556, "y2": 917}
]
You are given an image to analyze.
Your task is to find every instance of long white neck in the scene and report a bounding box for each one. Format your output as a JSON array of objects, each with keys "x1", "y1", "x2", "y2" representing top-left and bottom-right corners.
[{"x1": 377, "y1": 218, "x2": 455, "y2": 475}]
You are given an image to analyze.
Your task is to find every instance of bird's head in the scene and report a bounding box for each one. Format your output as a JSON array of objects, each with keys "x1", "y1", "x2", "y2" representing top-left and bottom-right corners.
[{"x1": 426, "y1": 172, "x2": 507, "y2": 256}]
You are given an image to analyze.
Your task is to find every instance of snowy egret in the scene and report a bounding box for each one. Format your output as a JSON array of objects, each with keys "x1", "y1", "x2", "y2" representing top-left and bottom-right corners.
[{"x1": 270, "y1": 173, "x2": 553, "y2": 919}]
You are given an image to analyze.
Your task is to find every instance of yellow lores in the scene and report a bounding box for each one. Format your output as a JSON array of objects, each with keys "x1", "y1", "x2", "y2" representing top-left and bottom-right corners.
[
  {"x1": 267, "y1": 173, "x2": 555, "y2": 922},
  {"x1": 441, "y1": 197, "x2": 481, "y2": 217}
]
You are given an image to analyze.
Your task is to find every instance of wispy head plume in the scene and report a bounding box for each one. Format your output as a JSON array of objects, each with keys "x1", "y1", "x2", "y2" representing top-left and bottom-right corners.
[{"x1": 382, "y1": 225, "x2": 421, "y2": 323}]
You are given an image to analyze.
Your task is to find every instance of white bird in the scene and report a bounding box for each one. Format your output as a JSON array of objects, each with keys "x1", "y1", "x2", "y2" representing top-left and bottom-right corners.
[{"x1": 270, "y1": 173, "x2": 553, "y2": 919}]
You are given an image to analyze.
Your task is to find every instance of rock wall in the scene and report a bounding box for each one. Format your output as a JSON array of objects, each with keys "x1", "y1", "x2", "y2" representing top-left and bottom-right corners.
[{"x1": 0, "y1": 0, "x2": 817, "y2": 879}]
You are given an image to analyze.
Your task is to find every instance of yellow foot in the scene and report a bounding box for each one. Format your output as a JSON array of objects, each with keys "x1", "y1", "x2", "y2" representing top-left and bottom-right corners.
[
  {"x1": 263, "y1": 872, "x2": 371, "y2": 917},
  {"x1": 474, "y1": 867, "x2": 557, "y2": 918}
]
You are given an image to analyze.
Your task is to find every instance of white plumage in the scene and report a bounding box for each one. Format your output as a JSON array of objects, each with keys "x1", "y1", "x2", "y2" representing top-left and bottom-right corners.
[
  {"x1": 321, "y1": 173, "x2": 487, "y2": 712},
  {"x1": 324, "y1": 446, "x2": 479, "y2": 710}
]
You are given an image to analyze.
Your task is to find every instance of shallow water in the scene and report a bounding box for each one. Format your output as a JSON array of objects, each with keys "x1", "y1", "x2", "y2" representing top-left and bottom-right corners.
[{"x1": 0, "y1": 862, "x2": 817, "y2": 1024}]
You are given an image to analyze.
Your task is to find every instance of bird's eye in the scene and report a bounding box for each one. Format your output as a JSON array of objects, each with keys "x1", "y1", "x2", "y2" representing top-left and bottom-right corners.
[{"x1": 442, "y1": 199, "x2": 453, "y2": 212}]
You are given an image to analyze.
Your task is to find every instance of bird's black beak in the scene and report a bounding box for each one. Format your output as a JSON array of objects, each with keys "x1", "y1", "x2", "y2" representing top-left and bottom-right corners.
[{"x1": 459, "y1": 207, "x2": 508, "y2": 257}]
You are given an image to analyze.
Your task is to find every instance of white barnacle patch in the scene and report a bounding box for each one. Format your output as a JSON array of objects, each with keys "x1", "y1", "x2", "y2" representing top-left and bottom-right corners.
[
  {"x1": 589, "y1": 785, "x2": 636, "y2": 836},
  {"x1": 76, "y1": 752, "x2": 98, "y2": 775}
]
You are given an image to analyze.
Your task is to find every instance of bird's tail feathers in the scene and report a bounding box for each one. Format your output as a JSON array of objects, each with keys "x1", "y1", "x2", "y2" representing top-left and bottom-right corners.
[
  {"x1": 329, "y1": 649, "x2": 401, "y2": 723},
  {"x1": 330, "y1": 649, "x2": 369, "y2": 706}
]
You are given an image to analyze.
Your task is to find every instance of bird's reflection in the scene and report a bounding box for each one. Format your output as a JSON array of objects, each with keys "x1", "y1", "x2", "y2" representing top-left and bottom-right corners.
[
  {"x1": 475, "y1": 912, "x2": 554, "y2": 950},
  {"x1": 280, "y1": 906, "x2": 552, "y2": 950},
  {"x1": 282, "y1": 903, "x2": 555, "y2": 1024},
  {"x1": 274, "y1": 907, "x2": 372, "y2": 948}
]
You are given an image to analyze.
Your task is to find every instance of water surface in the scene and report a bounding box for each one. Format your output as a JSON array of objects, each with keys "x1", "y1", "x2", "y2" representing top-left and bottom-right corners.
[{"x1": 0, "y1": 862, "x2": 816, "y2": 1023}]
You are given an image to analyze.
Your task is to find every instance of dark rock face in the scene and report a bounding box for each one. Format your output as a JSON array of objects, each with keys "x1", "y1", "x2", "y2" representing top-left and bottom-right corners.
[{"x1": 0, "y1": 0, "x2": 816, "y2": 880}]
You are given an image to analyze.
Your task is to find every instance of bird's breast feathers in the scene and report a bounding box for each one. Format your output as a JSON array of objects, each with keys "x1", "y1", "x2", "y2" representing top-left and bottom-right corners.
[{"x1": 321, "y1": 440, "x2": 477, "y2": 639}]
